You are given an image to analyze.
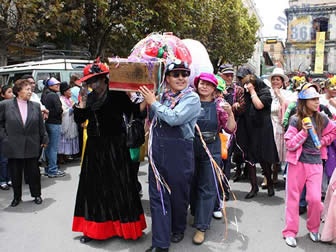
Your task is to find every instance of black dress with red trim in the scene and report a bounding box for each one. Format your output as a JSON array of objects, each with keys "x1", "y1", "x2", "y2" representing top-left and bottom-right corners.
[{"x1": 72, "y1": 90, "x2": 146, "y2": 240}]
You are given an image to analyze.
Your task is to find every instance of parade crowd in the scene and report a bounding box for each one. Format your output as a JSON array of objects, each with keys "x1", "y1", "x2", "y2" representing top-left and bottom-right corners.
[{"x1": 0, "y1": 60, "x2": 336, "y2": 251}]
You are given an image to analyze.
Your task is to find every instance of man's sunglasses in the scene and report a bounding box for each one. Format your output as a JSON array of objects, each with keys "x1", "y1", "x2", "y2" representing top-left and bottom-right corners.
[{"x1": 170, "y1": 71, "x2": 190, "y2": 78}]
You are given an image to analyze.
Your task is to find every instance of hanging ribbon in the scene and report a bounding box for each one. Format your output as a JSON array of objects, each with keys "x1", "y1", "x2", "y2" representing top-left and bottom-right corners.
[{"x1": 195, "y1": 124, "x2": 239, "y2": 239}]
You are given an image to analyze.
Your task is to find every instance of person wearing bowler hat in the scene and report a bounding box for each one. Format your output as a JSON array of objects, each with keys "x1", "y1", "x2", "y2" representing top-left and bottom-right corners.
[
  {"x1": 139, "y1": 59, "x2": 201, "y2": 252},
  {"x1": 58, "y1": 82, "x2": 79, "y2": 163},
  {"x1": 72, "y1": 62, "x2": 146, "y2": 243},
  {"x1": 190, "y1": 73, "x2": 236, "y2": 245}
]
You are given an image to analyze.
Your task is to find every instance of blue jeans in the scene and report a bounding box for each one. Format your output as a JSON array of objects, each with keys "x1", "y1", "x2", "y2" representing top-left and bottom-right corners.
[
  {"x1": 45, "y1": 124, "x2": 61, "y2": 175},
  {"x1": 0, "y1": 140, "x2": 10, "y2": 184}
]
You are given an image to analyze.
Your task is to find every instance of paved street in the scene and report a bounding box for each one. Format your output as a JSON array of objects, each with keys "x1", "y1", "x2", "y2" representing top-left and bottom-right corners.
[{"x1": 0, "y1": 160, "x2": 335, "y2": 252}]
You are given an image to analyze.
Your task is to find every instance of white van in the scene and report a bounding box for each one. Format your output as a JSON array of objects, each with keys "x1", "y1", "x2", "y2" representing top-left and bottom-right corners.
[{"x1": 0, "y1": 59, "x2": 92, "y2": 95}]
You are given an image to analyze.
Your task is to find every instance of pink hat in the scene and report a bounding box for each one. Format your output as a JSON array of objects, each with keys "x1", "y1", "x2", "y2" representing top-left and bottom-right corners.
[{"x1": 194, "y1": 73, "x2": 218, "y2": 89}]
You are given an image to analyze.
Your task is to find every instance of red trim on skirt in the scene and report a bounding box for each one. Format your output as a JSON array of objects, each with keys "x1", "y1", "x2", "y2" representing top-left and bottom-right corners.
[{"x1": 72, "y1": 214, "x2": 146, "y2": 240}]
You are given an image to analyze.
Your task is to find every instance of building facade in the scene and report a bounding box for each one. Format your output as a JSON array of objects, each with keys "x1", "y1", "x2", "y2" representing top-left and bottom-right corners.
[
  {"x1": 264, "y1": 39, "x2": 286, "y2": 69},
  {"x1": 242, "y1": 0, "x2": 264, "y2": 76},
  {"x1": 285, "y1": 0, "x2": 336, "y2": 74}
]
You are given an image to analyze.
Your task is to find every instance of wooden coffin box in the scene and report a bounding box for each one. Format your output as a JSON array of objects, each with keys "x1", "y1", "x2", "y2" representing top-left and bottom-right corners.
[{"x1": 108, "y1": 58, "x2": 162, "y2": 92}]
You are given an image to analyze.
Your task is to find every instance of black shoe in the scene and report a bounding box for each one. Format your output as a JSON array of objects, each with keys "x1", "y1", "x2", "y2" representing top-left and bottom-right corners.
[
  {"x1": 34, "y1": 196, "x2": 43, "y2": 204},
  {"x1": 145, "y1": 246, "x2": 169, "y2": 252},
  {"x1": 80, "y1": 236, "x2": 93, "y2": 243},
  {"x1": 11, "y1": 198, "x2": 21, "y2": 207},
  {"x1": 171, "y1": 232, "x2": 184, "y2": 243},
  {"x1": 267, "y1": 187, "x2": 275, "y2": 197},
  {"x1": 299, "y1": 206, "x2": 307, "y2": 215},
  {"x1": 245, "y1": 187, "x2": 259, "y2": 199}
]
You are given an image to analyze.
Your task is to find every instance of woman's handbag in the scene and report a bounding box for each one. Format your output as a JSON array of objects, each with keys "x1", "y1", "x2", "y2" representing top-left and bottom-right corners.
[{"x1": 125, "y1": 114, "x2": 145, "y2": 148}]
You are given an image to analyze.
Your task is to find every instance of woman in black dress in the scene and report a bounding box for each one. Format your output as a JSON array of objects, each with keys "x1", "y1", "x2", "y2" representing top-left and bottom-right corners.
[
  {"x1": 236, "y1": 74, "x2": 279, "y2": 199},
  {"x1": 72, "y1": 63, "x2": 146, "y2": 243}
]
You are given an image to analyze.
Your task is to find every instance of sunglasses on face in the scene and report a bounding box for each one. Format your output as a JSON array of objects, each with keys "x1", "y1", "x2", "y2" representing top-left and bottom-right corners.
[{"x1": 170, "y1": 71, "x2": 190, "y2": 78}]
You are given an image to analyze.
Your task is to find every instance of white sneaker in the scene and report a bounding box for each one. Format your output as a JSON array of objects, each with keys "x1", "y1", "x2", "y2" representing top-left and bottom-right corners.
[
  {"x1": 285, "y1": 237, "x2": 297, "y2": 247},
  {"x1": 309, "y1": 232, "x2": 320, "y2": 242},
  {"x1": 212, "y1": 211, "x2": 223, "y2": 219}
]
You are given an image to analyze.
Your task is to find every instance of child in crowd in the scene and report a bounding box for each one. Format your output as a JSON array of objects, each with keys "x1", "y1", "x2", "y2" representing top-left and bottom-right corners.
[
  {"x1": 0, "y1": 85, "x2": 13, "y2": 190},
  {"x1": 282, "y1": 83, "x2": 336, "y2": 247}
]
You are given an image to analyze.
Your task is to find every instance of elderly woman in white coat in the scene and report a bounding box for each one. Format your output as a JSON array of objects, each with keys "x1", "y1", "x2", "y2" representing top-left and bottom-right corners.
[
  {"x1": 58, "y1": 82, "x2": 79, "y2": 162},
  {"x1": 264, "y1": 68, "x2": 292, "y2": 187}
]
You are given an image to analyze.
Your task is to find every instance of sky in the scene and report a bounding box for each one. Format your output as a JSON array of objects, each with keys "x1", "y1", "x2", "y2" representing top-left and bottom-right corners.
[{"x1": 254, "y1": 0, "x2": 290, "y2": 40}]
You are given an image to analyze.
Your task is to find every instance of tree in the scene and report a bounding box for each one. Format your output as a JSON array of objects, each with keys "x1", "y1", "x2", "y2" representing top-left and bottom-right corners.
[
  {"x1": 182, "y1": 0, "x2": 259, "y2": 66},
  {"x1": 1, "y1": 0, "x2": 259, "y2": 67}
]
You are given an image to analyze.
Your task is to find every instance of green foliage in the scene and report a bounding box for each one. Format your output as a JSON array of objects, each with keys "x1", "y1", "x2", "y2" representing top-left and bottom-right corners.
[{"x1": 1, "y1": 0, "x2": 260, "y2": 66}]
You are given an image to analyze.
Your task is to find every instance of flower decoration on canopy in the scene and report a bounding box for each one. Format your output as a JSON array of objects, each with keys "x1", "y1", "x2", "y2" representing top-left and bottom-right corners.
[{"x1": 129, "y1": 32, "x2": 192, "y2": 64}]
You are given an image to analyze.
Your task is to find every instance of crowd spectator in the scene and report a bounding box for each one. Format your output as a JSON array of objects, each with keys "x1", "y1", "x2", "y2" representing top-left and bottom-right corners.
[
  {"x1": 0, "y1": 85, "x2": 13, "y2": 190},
  {"x1": 70, "y1": 73, "x2": 81, "y2": 104},
  {"x1": 282, "y1": 83, "x2": 336, "y2": 247},
  {"x1": 0, "y1": 79, "x2": 48, "y2": 207},
  {"x1": 190, "y1": 73, "x2": 236, "y2": 245},
  {"x1": 321, "y1": 168, "x2": 336, "y2": 243},
  {"x1": 265, "y1": 68, "x2": 292, "y2": 188},
  {"x1": 41, "y1": 77, "x2": 65, "y2": 178},
  {"x1": 70, "y1": 73, "x2": 84, "y2": 157},
  {"x1": 237, "y1": 72, "x2": 279, "y2": 199},
  {"x1": 58, "y1": 82, "x2": 79, "y2": 163},
  {"x1": 218, "y1": 64, "x2": 246, "y2": 183}
]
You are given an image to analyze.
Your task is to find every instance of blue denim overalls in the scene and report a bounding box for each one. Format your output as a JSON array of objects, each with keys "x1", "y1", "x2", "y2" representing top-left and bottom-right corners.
[
  {"x1": 149, "y1": 120, "x2": 194, "y2": 248},
  {"x1": 191, "y1": 101, "x2": 221, "y2": 231}
]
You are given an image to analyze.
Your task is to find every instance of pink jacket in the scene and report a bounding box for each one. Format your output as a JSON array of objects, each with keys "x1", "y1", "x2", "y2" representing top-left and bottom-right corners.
[{"x1": 285, "y1": 120, "x2": 336, "y2": 165}]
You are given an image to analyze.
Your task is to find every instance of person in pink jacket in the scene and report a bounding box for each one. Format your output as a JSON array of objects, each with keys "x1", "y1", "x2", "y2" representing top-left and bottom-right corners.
[
  {"x1": 321, "y1": 168, "x2": 336, "y2": 243},
  {"x1": 282, "y1": 83, "x2": 336, "y2": 247}
]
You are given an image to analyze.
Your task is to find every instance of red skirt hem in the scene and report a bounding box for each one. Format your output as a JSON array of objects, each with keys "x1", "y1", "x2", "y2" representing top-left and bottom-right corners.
[{"x1": 72, "y1": 214, "x2": 147, "y2": 240}]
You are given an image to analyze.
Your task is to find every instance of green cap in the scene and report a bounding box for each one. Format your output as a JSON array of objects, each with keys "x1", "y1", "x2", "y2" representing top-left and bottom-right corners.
[{"x1": 215, "y1": 75, "x2": 226, "y2": 91}]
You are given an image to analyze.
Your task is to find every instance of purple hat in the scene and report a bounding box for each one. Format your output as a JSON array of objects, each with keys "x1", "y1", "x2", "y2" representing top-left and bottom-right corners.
[
  {"x1": 44, "y1": 77, "x2": 60, "y2": 86},
  {"x1": 194, "y1": 73, "x2": 218, "y2": 89}
]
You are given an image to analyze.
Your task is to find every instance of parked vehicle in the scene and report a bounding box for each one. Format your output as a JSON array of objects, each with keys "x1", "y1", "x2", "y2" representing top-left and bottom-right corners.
[{"x1": 0, "y1": 59, "x2": 92, "y2": 95}]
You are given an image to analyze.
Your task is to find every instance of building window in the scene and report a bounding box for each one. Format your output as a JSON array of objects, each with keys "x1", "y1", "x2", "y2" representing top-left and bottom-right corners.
[{"x1": 312, "y1": 18, "x2": 329, "y2": 40}]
